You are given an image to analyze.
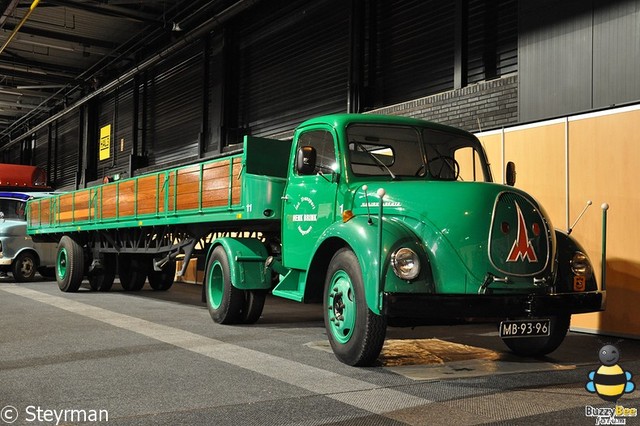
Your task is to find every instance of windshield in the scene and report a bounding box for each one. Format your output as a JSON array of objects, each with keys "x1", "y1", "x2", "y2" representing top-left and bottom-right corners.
[
  {"x1": 0, "y1": 198, "x2": 26, "y2": 221},
  {"x1": 347, "y1": 124, "x2": 491, "y2": 182}
]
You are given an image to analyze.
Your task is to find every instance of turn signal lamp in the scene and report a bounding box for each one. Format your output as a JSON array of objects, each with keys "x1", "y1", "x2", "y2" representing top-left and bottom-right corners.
[{"x1": 342, "y1": 210, "x2": 355, "y2": 223}]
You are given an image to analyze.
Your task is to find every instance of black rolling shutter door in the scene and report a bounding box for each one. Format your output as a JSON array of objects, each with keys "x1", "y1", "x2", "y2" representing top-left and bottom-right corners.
[
  {"x1": 54, "y1": 112, "x2": 80, "y2": 189},
  {"x1": 377, "y1": 0, "x2": 455, "y2": 105},
  {"x1": 98, "y1": 94, "x2": 115, "y2": 176},
  {"x1": 34, "y1": 128, "x2": 49, "y2": 177},
  {"x1": 98, "y1": 84, "x2": 135, "y2": 177},
  {"x1": 467, "y1": 0, "x2": 517, "y2": 84},
  {"x1": 5, "y1": 145, "x2": 20, "y2": 164},
  {"x1": 147, "y1": 49, "x2": 203, "y2": 167},
  {"x1": 235, "y1": 0, "x2": 350, "y2": 137}
]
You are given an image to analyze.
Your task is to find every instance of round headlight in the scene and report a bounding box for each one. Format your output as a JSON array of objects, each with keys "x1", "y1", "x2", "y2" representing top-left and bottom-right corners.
[
  {"x1": 571, "y1": 251, "x2": 593, "y2": 278},
  {"x1": 391, "y1": 248, "x2": 420, "y2": 280}
]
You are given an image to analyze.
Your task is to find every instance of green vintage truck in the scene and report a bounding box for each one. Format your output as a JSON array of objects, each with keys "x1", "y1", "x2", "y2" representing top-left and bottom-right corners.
[{"x1": 27, "y1": 114, "x2": 605, "y2": 366}]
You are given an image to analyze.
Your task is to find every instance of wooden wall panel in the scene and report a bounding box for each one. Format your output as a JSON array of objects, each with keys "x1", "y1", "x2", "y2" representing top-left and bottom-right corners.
[
  {"x1": 476, "y1": 133, "x2": 503, "y2": 183},
  {"x1": 479, "y1": 107, "x2": 640, "y2": 338},
  {"x1": 568, "y1": 109, "x2": 640, "y2": 338},
  {"x1": 504, "y1": 123, "x2": 567, "y2": 230}
]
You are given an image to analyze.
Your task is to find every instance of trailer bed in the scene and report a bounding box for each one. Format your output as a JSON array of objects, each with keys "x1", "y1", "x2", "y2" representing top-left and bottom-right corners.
[{"x1": 27, "y1": 136, "x2": 290, "y2": 236}]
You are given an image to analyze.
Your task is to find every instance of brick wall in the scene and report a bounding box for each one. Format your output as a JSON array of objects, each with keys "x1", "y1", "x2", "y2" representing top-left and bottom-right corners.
[{"x1": 369, "y1": 74, "x2": 518, "y2": 133}]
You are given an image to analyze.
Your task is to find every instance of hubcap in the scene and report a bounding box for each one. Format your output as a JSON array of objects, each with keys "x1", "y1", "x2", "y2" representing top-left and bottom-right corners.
[
  {"x1": 57, "y1": 248, "x2": 68, "y2": 280},
  {"x1": 327, "y1": 270, "x2": 356, "y2": 344},
  {"x1": 20, "y1": 257, "x2": 34, "y2": 277},
  {"x1": 207, "y1": 261, "x2": 223, "y2": 309}
]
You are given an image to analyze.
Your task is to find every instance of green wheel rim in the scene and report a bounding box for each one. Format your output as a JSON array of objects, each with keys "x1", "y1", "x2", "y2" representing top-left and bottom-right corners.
[
  {"x1": 57, "y1": 247, "x2": 68, "y2": 280},
  {"x1": 207, "y1": 261, "x2": 223, "y2": 309},
  {"x1": 327, "y1": 270, "x2": 356, "y2": 344}
]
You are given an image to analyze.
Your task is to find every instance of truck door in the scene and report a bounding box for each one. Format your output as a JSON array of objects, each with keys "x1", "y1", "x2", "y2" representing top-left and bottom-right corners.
[{"x1": 282, "y1": 127, "x2": 339, "y2": 270}]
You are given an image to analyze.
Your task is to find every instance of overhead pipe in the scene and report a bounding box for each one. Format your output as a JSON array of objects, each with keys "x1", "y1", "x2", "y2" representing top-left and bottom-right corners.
[
  {"x1": 0, "y1": 0, "x2": 40, "y2": 56},
  {"x1": 1, "y1": 0, "x2": 262, "y2": 148}
]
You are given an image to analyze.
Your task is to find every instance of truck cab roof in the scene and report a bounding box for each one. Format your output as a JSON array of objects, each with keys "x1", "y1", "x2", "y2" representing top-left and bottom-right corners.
[{"x1": 297, "y1": 114, "x2": 474, "y2": 138}]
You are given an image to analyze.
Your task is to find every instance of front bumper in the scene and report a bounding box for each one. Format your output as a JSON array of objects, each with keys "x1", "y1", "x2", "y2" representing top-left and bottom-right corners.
[{"x1": 384, "y1": 291, "x2": 605, "y2": 320}]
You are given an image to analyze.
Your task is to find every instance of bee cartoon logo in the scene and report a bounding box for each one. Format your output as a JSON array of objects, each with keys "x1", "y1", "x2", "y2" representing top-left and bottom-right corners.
[{"x1": 586, "y1": 344, "x2": 635, "y2": 402}]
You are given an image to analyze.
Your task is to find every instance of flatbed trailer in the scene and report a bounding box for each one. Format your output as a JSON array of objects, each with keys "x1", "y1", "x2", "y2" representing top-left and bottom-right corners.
[
  {"x1": 28, "y1": 135, "x2": 290, "y2": 294},
  {"x1": 27, "y1": 114, "x2": 606, "y2": 366}
]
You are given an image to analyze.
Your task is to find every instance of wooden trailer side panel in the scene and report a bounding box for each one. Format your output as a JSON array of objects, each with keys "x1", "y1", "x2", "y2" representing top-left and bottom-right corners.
[{"x1": 28, "y1": 154, "x2": 246, "y2": 232}]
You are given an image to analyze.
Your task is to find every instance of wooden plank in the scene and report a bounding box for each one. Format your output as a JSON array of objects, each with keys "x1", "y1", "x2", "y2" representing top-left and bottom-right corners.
[
  {"x1": 101, "y1": 184, "x2": 118, "y2": 220},
  {"x1": 137, "y1": 175, "x2": 159, "y2": 216},
  {"x1": 58, "y1": 193, "x2": 74, "y2": 223},
  {"x1": 28, "y1": 201, "x2": 40, "y2": 227},
  {"x1": 232, "y1": 157, "x2": 242, "y2": 205},
  {"x1": 40, "y1": 198, "x2": 50, "y2": 226},
  {"x1": 73, "y1": 190, "x2": 91, "y2": 221},
  {"x1": 118, "y1": 181, "x2": 135, "y2": 217}
]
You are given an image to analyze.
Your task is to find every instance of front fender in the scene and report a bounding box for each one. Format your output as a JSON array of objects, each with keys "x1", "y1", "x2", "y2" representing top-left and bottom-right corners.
[
  {"x1": 555, "y1": 230, "x2": 598, "y2": 293},
  {"x1": 204, "y1": 238, "x2": 269, "y2": 290},
  {"x1": 313, "y1": 216, "x2": 431, "y2": 315}
]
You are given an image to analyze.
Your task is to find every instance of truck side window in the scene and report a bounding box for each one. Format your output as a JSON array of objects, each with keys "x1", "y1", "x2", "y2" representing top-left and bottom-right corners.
[{"x1": 296, "y1": 130, "x2": 337, "y2": 175}]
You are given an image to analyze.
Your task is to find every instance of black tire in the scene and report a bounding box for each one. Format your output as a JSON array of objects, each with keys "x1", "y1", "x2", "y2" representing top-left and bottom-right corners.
[
  {"x1": 148, "y1": 261, "x2": 176, "y2": 291},
  {"x1": 56, "y1": 236, "x2": 85, "y2": 292},
  {"x1": 240, "y1": 290, "x2": 267, "y2": 324},
  {"x1": 118, "y1": 255, "x2": 148, "y2": 291},
  {"x1": 324, "y1": 248, "x2": 387, "y2": 366},
  {"x1": 502, "y1": 314, "x2": 571, "y2": 357},
  {"x1": 205, "y1": 246, "x2": 243, "y2": 324},
  {"x1": 88, "y1": 254, "x2": 116, "y2": 292},
  {"x1": 12, "y1": 251, "x2": 38, "y2": 282}
]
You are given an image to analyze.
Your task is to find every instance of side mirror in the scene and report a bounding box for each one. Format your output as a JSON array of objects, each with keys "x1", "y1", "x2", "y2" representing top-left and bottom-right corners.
[
  {"x1": 296, "y1": 146, "x2": 316, "y2": 175},
  {"x1": 506, "y1": 161, "x2": 516, "y2": 186}
]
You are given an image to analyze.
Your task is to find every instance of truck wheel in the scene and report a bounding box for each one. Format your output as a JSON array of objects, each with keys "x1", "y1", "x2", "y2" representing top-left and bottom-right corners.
[
  {"x1": 241, "y1": 290, "x2": 266, "y2": 324},
  {"x1": 57, "y1": 236, "x2": 85, "y2": 292},
  {"x1": 205, "y1": 246, "x2": 243, "y2": 324},
  {"x1": 148, "y1": 261, "x2": 176, "y2": 291},
  {"x1": 12, "y1": 251, "x2": 37, "y2": 282},
  {"x1": 118, "y1": 255, "x2": 148, "y2": 291},
  {"x1": 324, "y1": 248, "x2": 387, "y2": 366},
  {"x1": 88, "y1": 254, "x2": 116, "y2": 292},
  {"x1": 502, "y1": 314, "x2": 571, "y2": 357}
]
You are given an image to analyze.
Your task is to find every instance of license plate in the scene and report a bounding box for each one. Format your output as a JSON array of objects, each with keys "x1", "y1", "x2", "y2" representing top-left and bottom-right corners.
[{"x1": 499, "y1": 319, "x2": 550, "y2": 338}]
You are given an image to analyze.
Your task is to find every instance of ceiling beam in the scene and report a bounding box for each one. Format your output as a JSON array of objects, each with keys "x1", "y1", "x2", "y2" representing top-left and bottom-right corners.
[
  {"x1": 2, "y1": 22, "x2": 120, "y2": 49},
  {"x1": 0, "y1": 68, "x2": 76, "y2": 85},
  {"x1": 43, "y1": 0, "x2": 164, "y2": 24},
  {"x1": 0, "y1": 51, "x2": 84, "y2": 75},
  {"x1": 0, "y1": 0, "x2": 21, "y2": 27}
]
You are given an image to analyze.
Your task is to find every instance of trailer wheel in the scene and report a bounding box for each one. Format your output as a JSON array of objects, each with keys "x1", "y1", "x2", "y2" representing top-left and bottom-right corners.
[
  {"x1": 12, "y1": 251, "x2": 37, "y2": 282},
  {"x1": 241, "y1": 290, "x2": 267, "y2": 324},
  {"x1": 118, "y1": 255, "x2": 148, "y2": 291},
  {"x1": 57, "y1": 236, "x2": 85, "y2": 292},
  {"x1": 502, "y1": 314, "x2": 570, "y2": 357},
  {"x1": 88, "y1": 254, "x2": 116, "y2": 292},
  {"x1": 148, "y1": 261, "x2": 176, "y2": 291},
  {"x1": 324, "y1": 248, "x2": 387, "y2": 366},
  {"x1": 205, "y1": 246, "x2": 242, "y2": 324}
]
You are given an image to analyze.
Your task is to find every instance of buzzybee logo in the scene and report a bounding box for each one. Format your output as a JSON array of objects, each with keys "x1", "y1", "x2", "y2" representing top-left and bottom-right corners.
[{"x1": 584, "y1": 344, "x2": 637, "y2": 425}]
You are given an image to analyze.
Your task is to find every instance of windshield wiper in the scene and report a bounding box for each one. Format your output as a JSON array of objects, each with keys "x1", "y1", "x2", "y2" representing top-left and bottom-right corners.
[{"x1": 351, "y1": 140, "x2": 396, "y2": 179}]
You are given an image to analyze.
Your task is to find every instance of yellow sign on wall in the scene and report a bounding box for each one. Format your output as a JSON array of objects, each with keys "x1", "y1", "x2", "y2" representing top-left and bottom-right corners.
[{"x1": 99, "y1": 124, "x2": 111, "y2": 161}]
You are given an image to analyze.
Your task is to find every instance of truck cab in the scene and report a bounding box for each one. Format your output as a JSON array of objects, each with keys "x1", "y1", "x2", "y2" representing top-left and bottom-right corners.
[
  {"x1": 0, "y1": 192, "x2": 57, "y2": 281},
  {"x1": 270, "y1": 114, "x2": 604, "y2": 365}
]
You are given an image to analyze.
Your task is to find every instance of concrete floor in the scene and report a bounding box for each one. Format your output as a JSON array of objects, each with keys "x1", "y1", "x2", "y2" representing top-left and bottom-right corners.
[{"x1": 0, "y1": 277, "x2": 638, "y2": 425}]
